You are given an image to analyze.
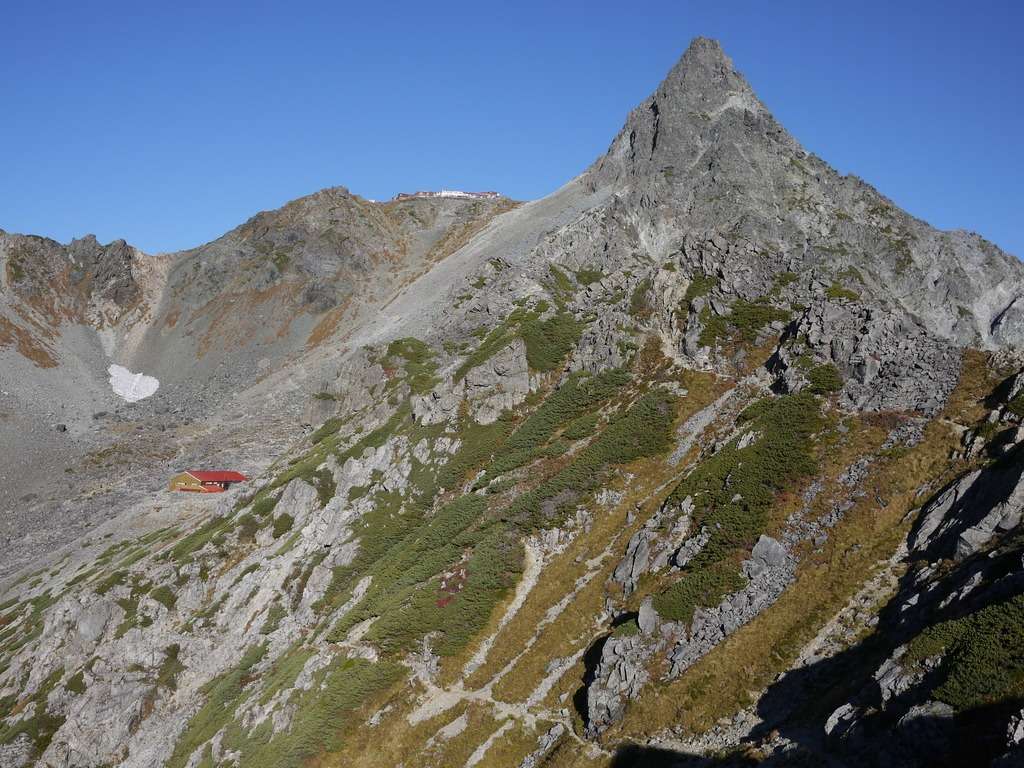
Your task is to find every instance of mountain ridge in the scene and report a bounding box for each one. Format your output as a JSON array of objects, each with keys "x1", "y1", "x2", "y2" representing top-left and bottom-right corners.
[{"x1": 2, "y1": 36, "x2": 1024, "y2": 768}]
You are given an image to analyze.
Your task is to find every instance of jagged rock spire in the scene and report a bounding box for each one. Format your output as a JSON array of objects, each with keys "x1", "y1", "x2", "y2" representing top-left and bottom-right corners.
[
  {"x1": 589, "y1": 37, "x2": 795, "y2": 195},
  {"x1": 584, "y1": 37, "x2": 1024, "y2": 350},
  {"x1": 657, "y1": 37, "x2": 761, "y2": 113}
]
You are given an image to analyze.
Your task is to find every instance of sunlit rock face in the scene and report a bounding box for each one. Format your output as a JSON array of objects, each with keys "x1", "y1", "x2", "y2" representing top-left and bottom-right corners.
[{"x1": 2, "y1": 35, "x2": 1024, "y2": 768}]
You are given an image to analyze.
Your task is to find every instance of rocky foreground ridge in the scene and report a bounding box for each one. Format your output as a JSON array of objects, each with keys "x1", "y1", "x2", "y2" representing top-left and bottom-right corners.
[{"x1": 1, "y1": 37, "x2": 1024, "y2": 768}]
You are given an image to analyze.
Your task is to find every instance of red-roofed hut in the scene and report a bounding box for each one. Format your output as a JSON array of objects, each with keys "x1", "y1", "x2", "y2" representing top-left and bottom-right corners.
[{"x1": 169, "y1": 470, "x2": 248, "y2": 493}]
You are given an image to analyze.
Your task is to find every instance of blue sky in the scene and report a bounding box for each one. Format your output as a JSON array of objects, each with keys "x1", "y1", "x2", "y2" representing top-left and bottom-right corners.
[{"x1": 1, "y1": 1, "x2": 1021, "y2": 256}]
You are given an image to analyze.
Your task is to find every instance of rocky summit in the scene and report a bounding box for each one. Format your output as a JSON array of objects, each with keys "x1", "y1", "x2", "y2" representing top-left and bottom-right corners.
[{"x1": 2, "y1": 37, "x2": 1023, "y2": 768}]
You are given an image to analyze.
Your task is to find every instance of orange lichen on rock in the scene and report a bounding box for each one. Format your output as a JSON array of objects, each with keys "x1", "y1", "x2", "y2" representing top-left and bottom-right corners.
[
  {"x1": 0, "y1": 315, "x2": 58, "y2": 367},
  {"x1": 191, "y1": 282, "x2": 302, "y2": 358},
  {"x1": 162, "y1": 305, "x2": 182, "y2": 329},
  {"x1": 305, "y1": 298, "x2": 351, "y2": 348}
]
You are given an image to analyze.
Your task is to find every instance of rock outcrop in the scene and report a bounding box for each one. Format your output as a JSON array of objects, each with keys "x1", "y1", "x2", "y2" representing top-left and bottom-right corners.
[{"x1": 2, "y1": 35, "x2": 1023, "y2": 768}]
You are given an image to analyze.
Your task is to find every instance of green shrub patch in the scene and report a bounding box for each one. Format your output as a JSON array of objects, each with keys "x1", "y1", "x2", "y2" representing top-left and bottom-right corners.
[
  {"x1": 272, "y1": 514, "x2": 294, "y2": 539},
  {"x1": 652, "y1": 560, "x2": 745, "y2": 623},
  {"x1": 825, "y1": 283, "x2": 860, "y2": 302},
  {"x1": 0, "y1": 666, "x2": 65, "y2": 754},
  {"x1": 684, "y1": 273, "x2": 718, "y2": 303},
  {"x1": 699, "y1": 299, "x2": 791, "y2": 347},
  {"x1": 150, "y1": 586, "x2": 178, "y2": 611},
  {"x1": 519, "y1": 311, "x2": 584, "y2": 372},
  {"x1": 575, "y1": 266, "x2": 604, "y2": 285},
  {"x1": 260, "y1": 603, "x2": 287, "y2": 635},
  {"x1": 806, "y1": 363, "x2": 843, "y2": 394},
  {"x1": 310, "y1": 417, "x2": 344, "y2": 445},
  {"x1": 385, "y1": 338, "x2": 439, "y2": 395},
  {"x1": 906, "y1": 593, "x2": 1024, "y2": 710},
  {"x1": 564, "y1": 412, "x2": 600, "y2": 440},
  {"x1": 157, "y1": 644, "x2": 185, "y2": 691},
  {"x1": 630, "y1": 278, "x2": 653, "y2": 320},
  {"x1": 66, "y1": 670, "x2": 86, "y2": 695},
  {"x1": 482, "y1": 369, "x2": 628, "y2": 480},
  {"x1": 504, "y1": 389, "x2": 678, "y2": 531},
  {"x1": 548, "y1": 265, "x2": 575, "y2": 300},
  {"x1": 1006, "y1": 395, "x2": 1024, "y2": 419},
  {"x1": 437, "y1": 416, "x2": 513, "y2": 491},
  {"x1": 652, "y1": 392, "x2": 823, "y2": 622},
  {"x1": 456, "y1": 306, "x2": 584, "y2": 379},
  {"x1": 220, "y1": 656, "x2": 401, "y2": 768},
  {"x1": 328, "y1": 495, "x2": 506, "y2": 652},
  {"x1": 166, "y1": 643, "x2": 268, "y2": 768}
]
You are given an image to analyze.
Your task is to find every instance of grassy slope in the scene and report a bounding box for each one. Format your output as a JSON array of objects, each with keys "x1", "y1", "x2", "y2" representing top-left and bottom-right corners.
[
  {"x1": 327, "y1": 349, "x2": 997, "y2": 767},
  {"x1": 326, "y1": 369, "x2": 731, "y2": 768},
  {"x1": 2, "y1": 272, "x2": 1010, "y2": 768}
]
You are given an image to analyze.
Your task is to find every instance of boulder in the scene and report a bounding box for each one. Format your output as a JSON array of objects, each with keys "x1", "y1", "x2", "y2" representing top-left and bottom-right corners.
[
  {"x1": 584, "y1": 634, "x2": 654, "y2": 737},
  {"x1": 463, "y1": 338, "x2": 532, "y2": 424},
  {"x1": 637, "y1": 597, "x2": 658, "y2": 636}
]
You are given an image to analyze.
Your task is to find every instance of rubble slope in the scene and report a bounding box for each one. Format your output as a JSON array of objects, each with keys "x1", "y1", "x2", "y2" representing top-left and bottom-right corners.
[{"x1": 1, "y1": 37, "x2": 1023, "y2": 768}]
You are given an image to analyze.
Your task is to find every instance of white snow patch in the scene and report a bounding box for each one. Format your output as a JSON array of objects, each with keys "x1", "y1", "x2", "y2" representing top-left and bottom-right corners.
[{"x1": 107, "y1": 364, "x2": 160, "y2": 402}]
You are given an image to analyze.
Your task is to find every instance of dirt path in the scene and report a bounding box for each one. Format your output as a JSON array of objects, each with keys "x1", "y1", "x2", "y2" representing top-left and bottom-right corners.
[
  {"x1": 399, "y1": 388, "x2": 741, "y2": 766},
  {"x1": 403, "y1": 535, "x2": 617, "y2": 764},
  {"x1": 670, "y1": 385, "x2": 736, "y2": 465}
]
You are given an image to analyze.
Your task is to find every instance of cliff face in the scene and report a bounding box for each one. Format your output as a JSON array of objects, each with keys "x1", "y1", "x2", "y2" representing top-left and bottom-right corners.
[
  {"x1": 1, "y1": 37, "x2": 1023, "y2": 768},
  {"x1": 590, "y1": 38, "x2": 1024, "y2": 350}
]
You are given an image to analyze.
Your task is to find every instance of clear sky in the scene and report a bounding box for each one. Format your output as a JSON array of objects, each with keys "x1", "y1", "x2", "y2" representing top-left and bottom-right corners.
[{"x1": 1, "y1": 1, "x2": 1021, "y2": 257}]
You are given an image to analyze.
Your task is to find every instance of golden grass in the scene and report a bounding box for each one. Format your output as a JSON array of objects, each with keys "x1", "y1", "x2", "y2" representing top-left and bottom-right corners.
[
  {"x1": 305, "y1": 299, "x2": 351, "y2": 349},
  {"x1": 0, "y1": 315, "x2": 58, "y2": 367},
  {"x1": 606, "y1": 415, "x2": 961, "y2": 742},
  {"x1": 429, "y1": 704, "x2": 503, "y2": 767},
  {"x1": 322, "y1": 369, "x2": 734, "y2": 767},
  {"x1": 475, "y1": 716, "x2": 545, "y2": 768},
  {"x1": 943, "y1": 347, "x2": 1001, "y2": 425},
  {"x1": 533, "y1": 738, "x2": 609, "y2": 768},
  {"x1": 487, "y1": 519, "x2": 621, "y2": 703},
  {"x1": 318, "y1": 679, "x2": 460, "y2": 768}
]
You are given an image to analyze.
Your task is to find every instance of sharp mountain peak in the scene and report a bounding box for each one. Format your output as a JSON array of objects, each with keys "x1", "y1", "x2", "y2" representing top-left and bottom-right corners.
[
  {"x1": 4, "y1": 34, "x2": 1024, "y2": 768},
  {"x1": 662, "y1": 36, "x2": 761, "y2": 106}
]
